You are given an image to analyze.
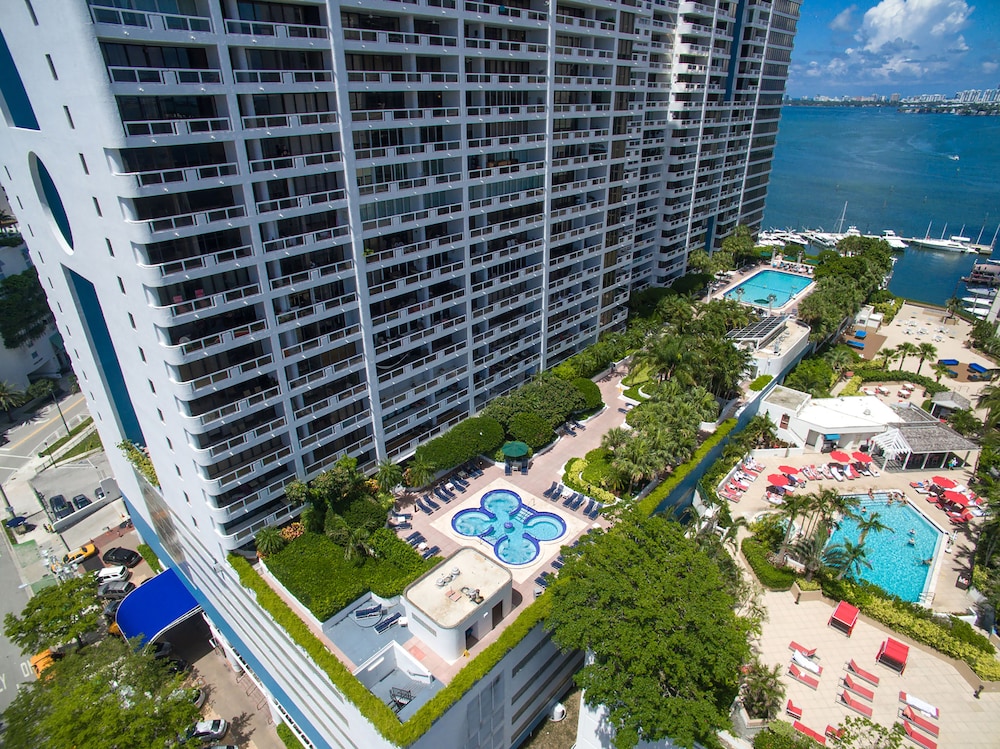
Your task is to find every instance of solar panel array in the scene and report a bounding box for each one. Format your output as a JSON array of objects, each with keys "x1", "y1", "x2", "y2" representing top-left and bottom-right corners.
[{"x1": 726, "y1": 315, "x2": 786, "y2": 343}]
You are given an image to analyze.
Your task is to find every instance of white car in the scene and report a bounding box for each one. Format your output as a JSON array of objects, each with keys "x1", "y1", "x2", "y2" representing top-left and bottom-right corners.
[
  {"x1": 187, "y1": 719, "x2": 229, "y2": 742},
  {"x1": 95, "y1": 565, "x2": 130, "y2": 584}
]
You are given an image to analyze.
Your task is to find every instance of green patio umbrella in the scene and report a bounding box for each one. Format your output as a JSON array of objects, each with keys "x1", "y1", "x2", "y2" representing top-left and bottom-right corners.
[{"x1": 501, "y1": 441, "x2": 529, "y2": 458}]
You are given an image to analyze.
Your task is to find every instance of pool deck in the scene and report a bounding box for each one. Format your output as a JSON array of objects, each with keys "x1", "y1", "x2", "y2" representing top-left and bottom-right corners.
[{"x1": 711, "y1": 262, "x2": 815, "y2": 314}]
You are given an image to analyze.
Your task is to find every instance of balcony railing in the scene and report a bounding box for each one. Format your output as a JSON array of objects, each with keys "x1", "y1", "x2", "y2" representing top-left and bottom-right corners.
[
  {"x1": 108, "y1": 66, "x2": 221, "y2": 85},
  {"x1": 347, "y1": 71, "x2": 459, "y2": 84},
  {"x1": 138, "y1": 243, "x2": 253, "y2": 280},
  {"x1": 225, "y1": 18, "x2": 328, "y2": 39},
  {"x1": 255, "y1": 188, "x2": 345, "y2": 215},
  {"x1": 249, "y1": 151, "x2": 341, "y2": 174},
  {"x1": 234, "y1": 70, "x2": 332, "y2": 85},
  {"x1": 343, "y1": 29, "x2": 457, "y2": 47},
  {"x1": 241, "y1": 111, "x2": 337, "y2": 130},
  {"x1": 123, "y1": 118, "x2": 230, "y2": 138},
  {"x1": 90, "y1": 4, "x2": 212, "y2": 32},
  {"x1": 133, "y1": 205, "x2": 246, "y2": 234},
  {"x1": 124, "y1": 162, "x2": 239, "y2": 188}
]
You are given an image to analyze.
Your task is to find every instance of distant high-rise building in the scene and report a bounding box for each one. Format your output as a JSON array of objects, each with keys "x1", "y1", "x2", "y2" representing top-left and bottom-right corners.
[{"x1": 0, "y1": 1, "x2": 799, "y2": 746}]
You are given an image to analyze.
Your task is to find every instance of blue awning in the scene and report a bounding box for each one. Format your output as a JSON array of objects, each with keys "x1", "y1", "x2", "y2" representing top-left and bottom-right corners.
[
  {"x1": 115, "y1": 567, "x2": 200, "y2": 644},
  {"x1": 938, "y1": 359, "x2": 959, "y2": 366},
  {"x1": 969, "y1": 362, "x2": 988, "y2": 374},
  {"x1": 825, "y1": 434, "x2": 841, "y2": 441}
]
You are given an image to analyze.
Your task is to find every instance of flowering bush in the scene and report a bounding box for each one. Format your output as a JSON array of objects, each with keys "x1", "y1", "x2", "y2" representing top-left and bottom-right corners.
[{"x1": 279, "y1": 522, "x2": 305, "y2": 543}]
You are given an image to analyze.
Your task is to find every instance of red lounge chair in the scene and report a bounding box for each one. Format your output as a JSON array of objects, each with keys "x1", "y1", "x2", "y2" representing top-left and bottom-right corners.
[
  {"x1": 825, "y1": 725, "x2": 843, "y2": 741},
  {"x1": 901, "y1": 707, "x2": 939, "y2": 737},
  {"x1": 902, "y1": 721, "x2": 937, "y2": 749},
  {"x1": 840, "y1": 690, "x2": 873, "y2": 718},
  {"x1": 789, "y1": 641, "x2": 817, "y2": 658},
  {"x1": 789, "y1": 663, "x2": 819, "y2": 689},
  {"x1": 786, "y1": 699, "x2": 803, "y2": 720},
  {"x1": 843, "y1": 673, "x2": 874, "y2": 701},
  {"x1": 847, "y1": 659, "x2": 880, "y2": 686},
  {"x1": 793, "y1": 721, "x2": 826, "y2": 746}
]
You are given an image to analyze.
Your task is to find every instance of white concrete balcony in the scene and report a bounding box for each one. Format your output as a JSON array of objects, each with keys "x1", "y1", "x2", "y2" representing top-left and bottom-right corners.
[
  {"x1": 370, "y1": 288, "x2": 464, "y2": 329},
  {"x1": 358, "y1": 176, "x2": 429, "y2": 197},
  {"x1": 347, "y1": 71, "x2": 459, "y2": 85},
  {"x1": 225, "y1": 18, "x2": 328, "y2": 41},
  {"x1": 123, "y1": 117, "x2": 231, "y2": 140},
  {"x1": 161, "y1": 320, "x2": 268, "y2": 365},
  {"x1": 468, "y1": 211, "x2": 544, "y2": 239},
  {"x1": 137, "y1": 243, "x2": 252, "y2": 283},
  {"x1": 555, "y1": 14, "x2": 615, "y2": 32},
  {"x1": 241, "y1": 110, "x2": 338, "y2": 132},
  {"x1": 255, "y1": 188, "x2": 346, "y2": 216},
  {"x1": 470, "y1": 237, "x2": 544, "y2": 266},
  {"x1": 472, "y1": 309, "x2": 541, "y2": 345},
  {"x1": 216, "y1": 502, "x2": 299, "y2": 550},
  {"x1": 108, "y1": 66, "x2": 222, "y2": 87},
  {"x1": 234, "y1": 69, "x2": 332, "y2": 85},
  {"x1": 383, "y1": 389, "x2": 467, "y2": 437},
  {"x1": 121, "y1": 162, "x2": 240, "y2": 194},
  {"x1": 287, "y1": 353, "x2": 365, "y2": 391},
  {"x1": 186, "y1": 384, "x2": 281, "y2": 431},
  {"x1": 465, "y1": 73, "x2": 546, "y2": 86},
  {"x1": 551, "y1": 127, "x2": 610, "y2": 143},
  {"x1": 208, "y1": 473, "x2": 295, "y2": 523},
  {"x1": 368, "y1": 261, "x2": 464, "y2": 300},
  {"x1": 379, "y1": 343, "x2": 465, "y2": 385},
  {"x1": 463, "y1": 1, "x2": 548, "y2": 23},
  {"x1": 89, "y1": 4, "x2": 213, "y2": 33},
  {"x1": 374, "y1": 313, "x2": 465, "y2": 357},
  {"x1": 153, "y1": 282, "x2": 261, "y2": 324},
  {"x1": 550, "y1": 176, "x2": 606, "y2": 195},
  {"x1": 474, "y1": 332, "x2": 540, "y2": 368},
  {"x1": 269, "y1": 260, "x2": 354, "y2": 292},
  {"x1": 468, "y1": 159, "x2": 544, "y2": 180},
  {"x1": 554, "y1": 46, "x2": 614, "y2": 61},
  {"x1": 467, "y1": 133, "x2": 546, "y2": 150},
  {"x1": 350, "y1": 107, "x2": 460, "y2": 124},
  {"x1": 282, "y1": 323, "x2": 362, "y2": 361},
  {"x1": 471, "y1": 263, "x2": 542, "y2": 295},
  {"x1": 362, "y1": 202, "x2": 461, "y2": 233},
  {"x1": 262, "y1": 224, "x2": 349, "y2": 255},
  {"x1": 466, "y1": 104, "x2": 546, "y2": 120},
  {"x1": 464, "y1": 39, "x2": 546, "y2": 56},
  {"x1": 380, "y1": 365, "x2": 466, "y2": 412},
  {"x1": 173, "y1": 353, "x2": 275, "y2": 397},
  {"x1": 552, "y1": 75, "x2": 612, "y2": 87},
  {"x1": 207, "y1": 444, "x2": 294, "y2": 494},
  {"x1": 299, "y1": 410, "x2": 371, "y2": 449},
  {"x1": 551, "y1": 103, "x2": 611, "y2": 115},
  {"x1": 274, "y1": 293, "x2": 357, "y2": 328},
  {"x1": 472, "y1": 286, "x2": 542, "y2": 320},
  {"x1": 249, "y1": 151, "x2": 341, "y2": 176},
  {"x1": 364, "y1": 231, "x2": 463, "y2": 265},
  {"x1": 343, "y1": 28, "x2": 458, "y2": 50},
  {"x1": 131, "y1": 205, "x2": 247, "y2": 236},
  {"x1": 292, "y1": 382, "x2": 368, "y2": 422}
]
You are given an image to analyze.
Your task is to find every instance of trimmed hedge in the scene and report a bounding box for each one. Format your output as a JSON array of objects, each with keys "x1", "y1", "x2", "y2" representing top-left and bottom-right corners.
[
  {"x1": 753, "y1": 725, "x2": 817, "y2": 749},
  {"x1": 276, "y1": 724, "x2": 305, "y2": 749},
  {"x1": 509, "y1": 412, "x2": 555, "y2": 450},
  {"x1": 839, "y1": 375, "x2": 863, "y2": 396},
  {"x1": 741, "y1": 538, "x2": 796, "y2": 591},
  {"x1": 414, "y1": 416, "x2": 504, "y2": 472},
  {"x1": 748, "y1": 374, "x2": 773, "y2": 392},
  {"x1": 562, "y1": 457, "x2": 618, "y2": 505},
  {"x1": 636, "y1": 419, "x2": 737, "y2": 516},
  {"x1": 137, "y1": 543, "x2": 162, "y2": 574},
  {"x1": 265, "y1": 533, "x2": 432, "y2": 621},
  {"x1": 852, "y1": 368, "x2": 948, "y2": 394},
  {"x1": 229, "y1": 554, "x2": 552, "y2": 746},
  {"x1": 572, "y1": 377, "x2": 603, "y2": 410}
]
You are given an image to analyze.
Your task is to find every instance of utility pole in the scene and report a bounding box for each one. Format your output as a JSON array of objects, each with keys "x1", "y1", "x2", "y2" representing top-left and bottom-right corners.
[{"x1": 51, "y1": 391, "x2": 70, "y2": 437}]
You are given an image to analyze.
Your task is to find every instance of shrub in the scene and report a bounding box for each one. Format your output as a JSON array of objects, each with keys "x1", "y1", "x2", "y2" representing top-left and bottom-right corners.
[
  {"x1": 795, "y1": 577, "x2": 821, "y2": 591},
  {"x1": 571, "y1": 377, "x2": 603, "y2": 410},
  {"x1": 414, "y1": 416, "x2": 504, "y2": 472},
  {"x1": 839, "y1": 375, "x2": 863, "y2": 396},
  {"x1": 741, "y1": 538, "x2": 796, "y2": 591},
  {"x1": 580, "y1": 448, "x2": 616, "y2": 490},
  {"x1": 852, "y1": 369, "x2": 948, "y2": 394},
  {"x1": 482, "y1": 375, "x2": 585, "y2": 431},
  {"x1": 508, "y1": 412, "x2": 555, "y2": 450},
  {"x1": 136, "y1": 543, "x2": 161, "y2": 573},
  {"x1": 562, "y1": 457, "x2": 618, "y2": 505},
  {"x1": 340, "y1": 498, "x2": 386, "y2": 531},
  {"x1": 117, "y1": 439, "x2": 159, "y2": 487},
  {"x1": 26, "y1": 378, "x2": 56, "y2": 400},
  {"x1": 670, "y1": 272, "x2": 712, "y2": 296},
  {"x1": 748, "y1": 374, "x2": 773, "y2": 392},
  {"x1": 276, "y1": 724, "x2": 305, "y2": 749},
  {"x1": 753, "y1": 726, "x2": 816, "y2": 749}
]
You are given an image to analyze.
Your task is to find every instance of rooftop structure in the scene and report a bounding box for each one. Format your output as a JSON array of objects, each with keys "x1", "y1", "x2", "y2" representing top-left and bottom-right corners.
[{"x1": 0, "y1": 0, "x2": 800, "y2": 746}]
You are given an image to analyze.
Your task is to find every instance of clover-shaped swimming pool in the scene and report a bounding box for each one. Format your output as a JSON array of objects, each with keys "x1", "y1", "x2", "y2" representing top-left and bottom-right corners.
[{"x1": 451, "y1": 489, "x2": 566, "y2": 566}]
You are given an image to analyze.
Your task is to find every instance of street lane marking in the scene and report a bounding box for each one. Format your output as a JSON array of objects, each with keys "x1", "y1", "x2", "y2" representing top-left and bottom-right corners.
[
  {"x1": 7, "y1": 395, "x2": 86, "y2": 451},
  {"x1": 20, "y1": 663, "x2": 30, "y2": 678}
]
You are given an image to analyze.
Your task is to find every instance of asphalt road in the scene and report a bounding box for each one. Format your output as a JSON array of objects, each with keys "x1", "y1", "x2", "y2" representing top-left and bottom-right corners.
[
  {"x1": 0, "y1": 393, "x2": 89, "y2": 485},
  {"x1": 0, "y1": 535, "x2": 33, "y2": 712}
]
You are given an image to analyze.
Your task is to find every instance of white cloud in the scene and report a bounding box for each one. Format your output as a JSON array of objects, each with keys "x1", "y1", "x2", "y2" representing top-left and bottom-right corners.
[
  {"x1": 983, "y1": 61, "x2": 999, "y2": 74},
  {"x1": 807, "y1": 0, "x2": 975, "y2": 84},
  {"x1": 829, "y1": 5, "x2": 859, "y2": 31}
]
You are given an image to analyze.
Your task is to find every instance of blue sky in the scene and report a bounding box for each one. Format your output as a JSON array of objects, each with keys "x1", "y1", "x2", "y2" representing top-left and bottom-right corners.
[{"x1": 787, "y1": 0, "x2": 1000, "y2": 97}]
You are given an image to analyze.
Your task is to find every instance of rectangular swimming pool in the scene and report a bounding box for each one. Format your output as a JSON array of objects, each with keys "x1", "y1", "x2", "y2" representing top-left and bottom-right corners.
[{"x1": 724, "y1": 269, "x2": 811, "y2": 308}]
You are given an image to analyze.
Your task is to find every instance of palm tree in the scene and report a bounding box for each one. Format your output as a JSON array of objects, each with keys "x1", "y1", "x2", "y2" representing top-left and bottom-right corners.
[
  {"x1": 0, "y1": 381, "x2": 24, "y2": 422},
  {"x1": 375, "y1": 459, "x2": 403, "y2": 494},
  {"x1": 825, "y1": 347, "x2": 855, "y2": 380},
  {"x1": 945, "y1": 296, "x2": 962, "y2": 322},
  {"x1": 915, "y1": 342, "x2": 938, "y2": 375},
  {"x1": 741, "y1": 658, "x2": 785, "y2": 720},
  {"x1": 856, "y1": 511, "x2": 893, "y2": 546},
  {"x1": 601, "y1": 426, "x2": 631, "y2": 453},
  {"x1": 254, "y1": 526, "x2": 286, "y2": 558},
  {"x1": 790, "y1": 527, "x2": 828, "y2": 582},
  {"x1": 895, "y1": 341, "x2": 920, "y2": 371},
  {"x1": 824, "y1": 539, "x2": 872, "y2": 581},
  {"x1": 930, "y1": 361, "x2": 952, "y2": 384},
  {"x1": 777, "y1": 493, "x2": 813, "y2": 561},
  {"x1": 403, "y1": 454, "x2": 435, "y2": 488},
  {"x1": 766, "y1": 293, "x2": 777, "y2": 316},
  {"x1": 977, "y1": 384, "x2": 1000, "y2": 431}
]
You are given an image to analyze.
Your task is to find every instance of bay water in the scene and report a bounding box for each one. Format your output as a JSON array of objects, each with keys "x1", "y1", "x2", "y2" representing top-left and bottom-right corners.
[{"x1": 763, "y1": 106, "x2": 1000, "y2": 305}]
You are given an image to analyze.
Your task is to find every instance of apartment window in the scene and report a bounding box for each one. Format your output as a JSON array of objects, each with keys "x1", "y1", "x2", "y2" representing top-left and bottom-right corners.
[
  {"x1": 79, "y1": 154, "x2": 89, "y2": 174},
  {"x1": 184, "y1": 492, "x2": 190, "y2": 504},
  {"x1": 166, "y1": 437, "x2": 173, "y2": 451},
  {"x1": 148, "y1": 379, "x2": 155, "y2": 393},
  {"x1": 779, "y1": 413, "x2": 790, "y2": 429},
  {"x1": 105, "y1": 239, "x2": 114, "y2": 256},
  {"x1": 128, "y1": 313, "x2": 135, "y2": 328},
  {"x1": 117, "y1": 276, "x2": 125, "y2": 294},
  {"x1": 16, "y1": 196, "x2": 23, "y2": 209},
  {"x1": 138, "y1": 347, "x2": 145, "y2": 362},
  {"x1": 45, "y1": 54, "x2": 57, "y2": 80},
  {"x1": 191, "y1": 514, "x2": 196, "y2": 526},
  {"x1": 93, "y1": 198, "x2": 103, "y2": 217},
  {"x1": 63, "y1": 106, "x2": 74, "y2": 129},
  {"x1": 157, "y1": 408, "x2": 164, "y2": 422},
  {"x1": 24, "y1": 0, "x2": 38, "y2": 25}
]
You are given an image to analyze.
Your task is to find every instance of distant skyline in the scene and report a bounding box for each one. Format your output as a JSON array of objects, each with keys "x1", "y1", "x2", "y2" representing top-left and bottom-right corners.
[{"x1": 788, "y1": 0, "x2": 1000, "y2": 98}]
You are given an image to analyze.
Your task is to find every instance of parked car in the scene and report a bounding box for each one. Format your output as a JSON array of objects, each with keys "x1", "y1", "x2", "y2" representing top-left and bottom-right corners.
[
  {"x1": 63, "y1": 543, "x2": 98, "y2": 565},
  {"x1": 94, "y1": 485, "x2": 106, "y2": 500},
  {"x1": 95, "y1": 565, "x2": 130, "y2": 584},
  {"x1": 186, "y1": 720, "x2": 228, "y2": 743},
  {"x1": 97, "y1": 580, "x2": 135, "y2": 600},
  {"x1": 29, "y1": 649, "x2": 63, "y2": 679},
  {"x1": 145, "y1": 641, "x2": 173, "y2": 659},
  {"x1": 102, "y1": 547, "x2": 141, "y2": 567},
  {"x1": 71, "y1": 494, "x2": 91, "y2": 511},
  {"x1": 103, "y1": 599, "x2": 122, "y2": 624},
  {"x1": 49, "y1": 494, "x2": 71, "y2": 520},
  {"x1": 166, "y1": 657, "x2": 190, "y2": 675}
]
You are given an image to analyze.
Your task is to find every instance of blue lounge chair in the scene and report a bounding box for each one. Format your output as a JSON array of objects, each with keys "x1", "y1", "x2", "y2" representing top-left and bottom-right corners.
[
  {"x1": 583, "y1": 498, "x2": 595, "y2": 516},
  {"x1": 433, "y1": 487, "x2": 451, "y2": 504},
  {"x1": 570, "y1": 494, "x2": 584, "y2": 510},
  {"x1": 562, "y1": 492, "x2": 575, "y2": 507},
  {"x1": 543, "y1": 481, "x2": 559, "y2": 498},
  {"x1": 407, "y1": 533, "x2": 425, "y2": 547},
  {"x1": 424, "y1": 494, "x2": 440, "y2": 510},
  {"x1": 846, "y1": 340, "x2": 864, "y2": 350},
  {"x1": 467, "y1": 463, "x2": 483, "y2": 477},
  {"x1": 572, "y1": 420, "x2": 585, "y2": 430},
  {"x1": 589, "y1": 503, "x2": 602, "y2": 519},
  {"x1": 355, "y1": 604, "x2": 382, "y2": 620},
  {"x1": 564, "y1": 425, "x2": 577, "y2": 436},
  {"x1": 453, "y1": 476, "x2": 468, "y2": 490},
  {"x1": 375, "y1": 611, "x2": 402, "y2": 634},
  {"x1": 392, "y1": 512, "x2": 412, "y2": 521},
  {"x1": 415, "y1": 497, "x2": 430, "y2": 513},
  {"x1": 551, "y1": 560, "x2": 563, "y2": 570},
  {"x1": 550, "y1": 486, "x2": 564, "y2": 501},
  {"x1": 617, "y1": 407, "x2": 629, "y2": 414},
  {"x1": 534, "y1": 575, "x2": 549, "y2": 589},
  {"x1": 520, "y1": 461, "x2": 528, "y2": 475},
  {"x1": 505, "y1": 462, "x2": 512, "y2": 476},
  {"x1": 422, "y1": 545, "x2": 440, "y2": 559},
  {"x1": 406, "y1": 531, "x2": 422, "y2": 543},
  {"x1": 393, "y1": 521, "x2": 412, "y2": 530}
]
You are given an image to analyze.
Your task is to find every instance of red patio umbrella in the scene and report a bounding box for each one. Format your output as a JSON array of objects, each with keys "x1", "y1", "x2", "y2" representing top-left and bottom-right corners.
[
  {"x1": 830, "y1": 450, "x2": 851, "y2": 463},
  {"x1": 778, "y1": 465, "x2": 800, "y2": 474},
  {"x1": 932, "y1": 476, "x2": 957, "y2": 489},
  {"x1": 852, "y1": 451, "x2": 873, "y2": 464},
  {"x1": 767, "y1": 474, "x2": 790, "y2": 486},
  {"x1": 943, "y1": 490, "x2": 969, "y2": 506}
]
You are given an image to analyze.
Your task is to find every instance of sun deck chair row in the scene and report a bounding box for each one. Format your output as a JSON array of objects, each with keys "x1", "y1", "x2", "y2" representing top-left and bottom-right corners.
[
  {"x1": 422, "y1": 545, "x2": 440, "y2": 560},
  {"x1": 405, "y1": 531, "x2": 426, "y2": 547},
  {"x1": 375, "y1": 611, "x2": 402, "y2": 634},
  {"x1": 544, "y1": 483, "x2": 601, "y2": 518}
]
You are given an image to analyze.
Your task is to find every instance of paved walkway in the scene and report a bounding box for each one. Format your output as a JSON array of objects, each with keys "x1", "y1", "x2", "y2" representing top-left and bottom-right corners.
[{"x1": 758, "y1": 589, "x2": 1000, "y2": 747}]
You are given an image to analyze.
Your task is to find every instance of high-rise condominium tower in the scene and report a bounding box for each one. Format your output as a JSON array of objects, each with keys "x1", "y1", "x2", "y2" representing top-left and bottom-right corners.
[{"x1": 0, "y1": 1, "x2": 798, "y2": 746}]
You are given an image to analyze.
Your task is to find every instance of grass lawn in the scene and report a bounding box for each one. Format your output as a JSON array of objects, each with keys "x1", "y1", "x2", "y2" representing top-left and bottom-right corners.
[
  {"x1": 60, "y1": 431, "x2": 103, "y2": 460},
  {"x1": 621, "y1": 363, "x2": 651, "y2": 388}
]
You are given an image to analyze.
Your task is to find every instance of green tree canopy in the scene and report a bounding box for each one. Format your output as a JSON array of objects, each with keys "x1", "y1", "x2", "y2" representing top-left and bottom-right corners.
[
  {"x1": 546, "y1": 512, "x2": 753, "y2": 749},
  {"x1": 0, "y1": 267, "x2": 52, "y2": 349},
  {"x1": 4, "y1": 576, "x2": 100, "y2": 653},
  {"x1": 2, "y1": 637, "x2": 201, "y2": 749}
]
